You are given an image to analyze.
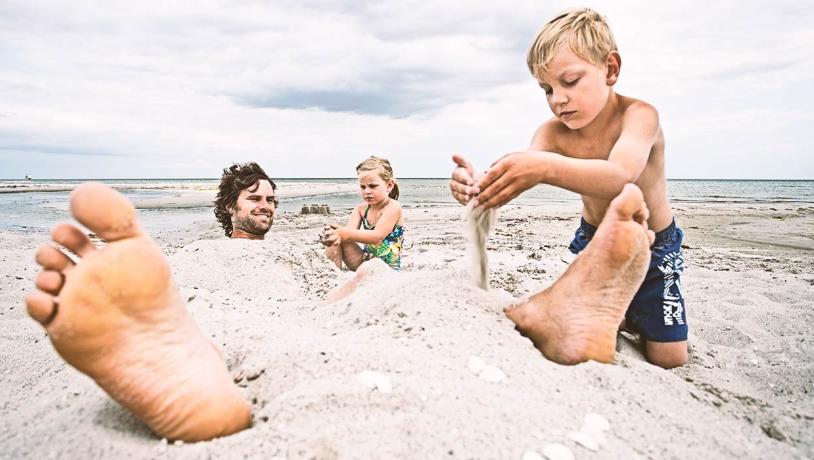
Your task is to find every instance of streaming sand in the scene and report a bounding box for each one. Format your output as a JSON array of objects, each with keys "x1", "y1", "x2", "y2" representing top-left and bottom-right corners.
[{"x1": 1, "y1": 200, "x2": 812, "y2": 458}]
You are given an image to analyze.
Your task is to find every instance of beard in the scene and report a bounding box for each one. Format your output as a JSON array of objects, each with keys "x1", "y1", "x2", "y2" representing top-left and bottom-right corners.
[{"x1": 232, "y1": 213, "x2": 273, "y2": 236}]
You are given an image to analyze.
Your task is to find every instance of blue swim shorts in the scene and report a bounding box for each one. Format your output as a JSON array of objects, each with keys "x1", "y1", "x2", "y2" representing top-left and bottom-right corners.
[{"x1": 568, "y1": 218, "x2": 688, "y2": 342}]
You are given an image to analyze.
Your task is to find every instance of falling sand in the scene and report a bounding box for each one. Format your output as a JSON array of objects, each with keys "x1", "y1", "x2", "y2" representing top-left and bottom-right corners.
[{"x1": 464, "y1": 201, "x2": 497, "y2": 289}]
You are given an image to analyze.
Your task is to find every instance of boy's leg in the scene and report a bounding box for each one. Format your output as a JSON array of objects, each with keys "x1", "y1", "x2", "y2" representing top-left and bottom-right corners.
[
  {"x1": 627, "y1": 224, "x2": 688, "y2": 369},
  {"x1": 25, "y1": 183, "x2": 251, "y2": 441},
  {"x1": 645, "y1": 340, "x2": 688, "y2": 369}
]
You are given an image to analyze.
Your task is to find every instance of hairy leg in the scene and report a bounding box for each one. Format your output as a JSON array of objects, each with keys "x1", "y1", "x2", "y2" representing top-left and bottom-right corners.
[{"x1": 26, "y1": 183, "x2": 251, "y2": 441}]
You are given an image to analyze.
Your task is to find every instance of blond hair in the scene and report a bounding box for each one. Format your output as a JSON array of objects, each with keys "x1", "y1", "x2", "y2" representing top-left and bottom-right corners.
[
  {"x1": 356, "y1": 156, "x2": 400, "y2": 200},
  {"x1": 527, "y1": 8, "x2": 617, "y2": 80}
]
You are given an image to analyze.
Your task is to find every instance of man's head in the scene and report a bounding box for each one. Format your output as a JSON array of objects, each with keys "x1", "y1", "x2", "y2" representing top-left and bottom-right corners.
[
  {"x1": 214, "y1": 162, "x2": 278, "y2": 239},
  {"x1": 526, "y1": 8, "x2": 621, "y2": 129}
]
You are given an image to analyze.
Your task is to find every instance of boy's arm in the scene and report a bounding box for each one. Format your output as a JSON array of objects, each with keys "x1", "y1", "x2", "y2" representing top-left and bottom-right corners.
[
  {"x1": 476, "y1": 104, "x2": 660, "y2": 208},
  {"x1": 338, "y1": 202, "x2": 402, "y2": 244}
]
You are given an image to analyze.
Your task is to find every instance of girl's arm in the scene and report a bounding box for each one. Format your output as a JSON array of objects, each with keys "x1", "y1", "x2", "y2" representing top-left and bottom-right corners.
[{"x1": 338, "y1": 201, "x2": 402, "y2": 245}]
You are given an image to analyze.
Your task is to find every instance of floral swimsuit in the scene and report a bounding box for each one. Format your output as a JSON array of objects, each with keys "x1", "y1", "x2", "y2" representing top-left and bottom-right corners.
[{"x1": 361, "y1": 206, "x2": 405, "y2": 270}]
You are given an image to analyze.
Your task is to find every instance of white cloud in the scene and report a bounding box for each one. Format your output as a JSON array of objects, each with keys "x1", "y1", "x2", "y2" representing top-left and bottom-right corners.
[{"x1": 0, "y1": 0, "x2": 811, "y2": 179}]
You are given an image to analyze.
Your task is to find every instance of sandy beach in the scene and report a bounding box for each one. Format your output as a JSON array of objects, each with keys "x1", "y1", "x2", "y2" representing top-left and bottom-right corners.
[{"x1": 1, "y1": 193, "x2": 812, "y2": 458}]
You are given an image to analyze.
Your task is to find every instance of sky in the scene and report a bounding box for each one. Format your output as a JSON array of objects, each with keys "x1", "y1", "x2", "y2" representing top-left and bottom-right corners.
[{"x1": 1, "y1": 0, "x2": 812, "y2": 179}]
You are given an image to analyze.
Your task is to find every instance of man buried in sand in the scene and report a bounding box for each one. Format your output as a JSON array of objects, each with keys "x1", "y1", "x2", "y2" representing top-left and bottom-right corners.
[
  {"x1": 214, "y1": 162, "x2": 279, "y2": 240},
  {"x1": 450, "y1": 8, "x2": 688, "y2": 369},
  {"x1": 25, "y1": 181, "x2": 653, "y2": 441}
]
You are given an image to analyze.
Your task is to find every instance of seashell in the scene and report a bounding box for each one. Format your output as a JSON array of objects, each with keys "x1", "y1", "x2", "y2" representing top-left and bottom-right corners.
[
  {"x1": 569, "y1": 431, "x2": 599, "y2": 451},
  {"x1": 542, "y1": 443, "x2": 574, "y2": 460},
  {"x1": 357, "y1": 370, "x2": 392, "y2": 393},
  {"x1": 467, "y1": 356, "x2": 486, "y2": 374},
  {"x1": 478, "y1": 365, "x2": 506, "y2": 383},
  {"x1": 583, "y1": 413, "x2": 610, "y2": 433}
]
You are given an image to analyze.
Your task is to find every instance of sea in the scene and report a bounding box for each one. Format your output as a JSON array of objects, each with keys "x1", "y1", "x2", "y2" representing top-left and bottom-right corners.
[{"x1": 0, "y1": 179, "x2": 812, "y2": 234}]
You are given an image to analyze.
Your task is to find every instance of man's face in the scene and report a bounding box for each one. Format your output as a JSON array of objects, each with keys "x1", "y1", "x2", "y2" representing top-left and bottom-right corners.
[
  {"x1": 536, "y1": 46, "x2": 614, "y2": 130},
  {"x1": 230, "y1": 179, "x2": 276, "y2": 239}
]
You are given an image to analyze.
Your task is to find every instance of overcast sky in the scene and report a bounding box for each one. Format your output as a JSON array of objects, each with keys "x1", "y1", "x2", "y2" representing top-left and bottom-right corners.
[{"x1": 1, "y1": 0, "x2": 812, "y2": 179}]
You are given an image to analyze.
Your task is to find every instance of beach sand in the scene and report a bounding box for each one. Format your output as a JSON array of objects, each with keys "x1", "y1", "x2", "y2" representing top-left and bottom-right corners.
[{"x1": 1, "y1": 200, "x2": 812, "y2": 458}]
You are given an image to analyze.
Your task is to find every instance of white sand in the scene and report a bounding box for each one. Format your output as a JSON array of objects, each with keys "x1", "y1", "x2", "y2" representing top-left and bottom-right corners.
[{"x1": 1, "y1": 201, "x2": 812, "y2": 458}]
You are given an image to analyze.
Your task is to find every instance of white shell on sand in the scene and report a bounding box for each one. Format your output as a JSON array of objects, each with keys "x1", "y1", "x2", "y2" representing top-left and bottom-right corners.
[
  {"x1": 569, "y1": 430, "x2": 599, "y2": 451},
  {"x1": 542, "y1": 443, "x2": 574, "y2": 460},
  {"x1": 583, "y1": 412, "x2": 610, "y2": 433},
  {"x1": 521, "y1": 450, "x2": 544, "y2": 460},
  {"x1": 357, "y1": 371, "x2": 393, "y2": 393},
  {"x1": 578, "y1": 412, "x2": 610, "y2": 446},
  {"x1": 467, "y1": 355, "x2": 486, "y2": 374},
  {"x1": 478, "y1": 365, "x2": 506, "y2": 383}
]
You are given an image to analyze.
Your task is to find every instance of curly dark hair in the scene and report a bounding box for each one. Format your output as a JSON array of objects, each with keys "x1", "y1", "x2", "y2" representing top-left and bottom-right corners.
[{"x1": 214, "y1": 162, "x2": 278, "y2": 237}]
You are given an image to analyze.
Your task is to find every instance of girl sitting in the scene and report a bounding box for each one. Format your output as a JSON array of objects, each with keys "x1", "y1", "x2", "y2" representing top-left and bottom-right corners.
[{"x1": 322, "y1": 156, "x2": 405, "y2": 270}]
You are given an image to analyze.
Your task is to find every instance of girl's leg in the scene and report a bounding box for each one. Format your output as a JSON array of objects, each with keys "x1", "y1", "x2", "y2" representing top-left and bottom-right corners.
[
  {"x1": 340, "y1": 241, "x2": 366, "y2": 271},
  {"x1": 325, "y1": 241, "x2": 366, "y2": 271},
  {"x1": 325, "y1": 244, "x2": 343, "y2": 269}
]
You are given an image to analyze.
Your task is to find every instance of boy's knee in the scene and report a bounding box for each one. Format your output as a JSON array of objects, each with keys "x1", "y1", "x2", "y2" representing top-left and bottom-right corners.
[{"x1": 645, "y1": 340, "x2": 688, "y2": 369}]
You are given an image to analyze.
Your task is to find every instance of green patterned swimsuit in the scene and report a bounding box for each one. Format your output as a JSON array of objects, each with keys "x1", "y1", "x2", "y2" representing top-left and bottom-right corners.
[{"x1": 361, "y1": 205, "x2": 405, "y2": 270}]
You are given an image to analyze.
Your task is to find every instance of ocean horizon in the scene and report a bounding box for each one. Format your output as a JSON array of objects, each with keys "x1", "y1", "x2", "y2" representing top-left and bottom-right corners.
[{"x1": 1, "y1": 178, "x2": 812, "y2": 234}]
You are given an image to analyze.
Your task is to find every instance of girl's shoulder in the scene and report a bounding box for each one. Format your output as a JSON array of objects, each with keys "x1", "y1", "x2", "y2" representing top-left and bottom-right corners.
[
  {"x1": 385, "y1": 199, "x2": 402, "y2": 211},
  {"x1": 354, "y1": 202, "x2": 369, "y2": 214}
]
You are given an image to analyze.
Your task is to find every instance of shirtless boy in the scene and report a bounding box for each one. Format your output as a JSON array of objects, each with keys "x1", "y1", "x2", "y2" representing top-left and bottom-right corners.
[{"x1": 450, "y1": 8, "x2": 688, "y2": 368}]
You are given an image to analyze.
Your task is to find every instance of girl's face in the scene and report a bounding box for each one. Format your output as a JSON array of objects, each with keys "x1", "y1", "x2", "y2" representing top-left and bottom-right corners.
[{"x1": 358, "y1": 171, "x2": 392, "y2": 205}]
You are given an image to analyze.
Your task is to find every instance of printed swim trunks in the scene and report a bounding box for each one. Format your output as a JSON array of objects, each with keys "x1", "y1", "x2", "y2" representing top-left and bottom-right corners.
[{"x1": 568, "y1": 218, "x2": 688, "y2": 342}]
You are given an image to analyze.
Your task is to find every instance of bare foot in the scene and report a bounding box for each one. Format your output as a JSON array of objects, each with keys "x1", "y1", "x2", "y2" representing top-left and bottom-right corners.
[
  {"x1": 505, "y1": 184, "x2": 655, "y2": 365},
  {"x1": 25, "y1": 183, "x2": 251, "y2": 441}
]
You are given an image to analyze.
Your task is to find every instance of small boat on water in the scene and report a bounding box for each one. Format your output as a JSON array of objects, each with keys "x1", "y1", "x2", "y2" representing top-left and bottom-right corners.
[{"x1": 24, "y1": 174, "x2": 32, "y2": 181}]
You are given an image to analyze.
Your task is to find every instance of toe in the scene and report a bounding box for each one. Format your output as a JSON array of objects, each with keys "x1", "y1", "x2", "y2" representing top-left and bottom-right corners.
[
  {"x1": 35, "y1": 271, "x2": 65, "y2": 295},
  {"x1": 26, "y1": 291, "x2": 58, "y2": 326},
  {"x1": 35, "y1": 245, "x2": 75, "y2": 271},
  {"x1": 610, "y1": 184, "x2": 645, "y2": 221},
  {"x1": 70, "y1": 182, "x2": 144, "y2": 242},
  {"x1": 52, "y1": 223, "x2": 96, "y2": 257}
]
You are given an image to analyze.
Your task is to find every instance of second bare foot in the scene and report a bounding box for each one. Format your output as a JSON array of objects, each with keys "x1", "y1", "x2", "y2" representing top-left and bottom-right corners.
[{"x1": 505, "y1": 184, "x2": 655, "y2": 364}]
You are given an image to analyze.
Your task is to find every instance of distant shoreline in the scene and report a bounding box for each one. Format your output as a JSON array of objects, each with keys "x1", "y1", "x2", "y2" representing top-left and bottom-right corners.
[{"x1": 1, "y1": 178, "x2": 812, "y2": 182}]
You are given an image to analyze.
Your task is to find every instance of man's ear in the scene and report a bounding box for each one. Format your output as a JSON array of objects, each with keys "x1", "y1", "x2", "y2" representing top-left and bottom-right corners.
[{"x1": 606, "y1": 51, "x2": 621, "y2": 86}]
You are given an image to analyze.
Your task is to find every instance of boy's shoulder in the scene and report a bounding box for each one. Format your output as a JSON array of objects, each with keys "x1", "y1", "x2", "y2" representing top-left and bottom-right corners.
[
  {"x1": 532, "y1": 96, "x2": 660, "y2": 149},
  {"x1": 618, "y1": 95, "x2": 659, "y2": 123}
]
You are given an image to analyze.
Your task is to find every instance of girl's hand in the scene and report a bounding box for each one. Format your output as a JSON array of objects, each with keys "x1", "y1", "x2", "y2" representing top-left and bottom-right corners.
[
  {"x1": 475, "y1": 151, "x2": 546, "y2": 209},
  {"x1": 321, "y1": 224, "x2": 343, "y2": 246}
]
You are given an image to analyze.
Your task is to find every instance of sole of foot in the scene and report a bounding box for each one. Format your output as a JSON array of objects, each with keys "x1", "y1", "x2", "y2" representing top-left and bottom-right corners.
[
  {"x1": 26, "y1": 182, "x2": 251, "y2": 441},
  {"x1": 505, "y1": 184, "x2": 655, "y2": 365}
]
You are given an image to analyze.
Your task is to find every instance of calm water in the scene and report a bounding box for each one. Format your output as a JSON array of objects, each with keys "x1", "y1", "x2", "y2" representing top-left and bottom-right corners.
[{"x1": 1, "y1": 179, "x2": 812, "y2": 233}]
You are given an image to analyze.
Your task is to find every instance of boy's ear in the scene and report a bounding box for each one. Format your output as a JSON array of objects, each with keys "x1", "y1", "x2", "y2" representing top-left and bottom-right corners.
[{"x1": 605, "y1": 51, "x2": 621, "y2": 86}]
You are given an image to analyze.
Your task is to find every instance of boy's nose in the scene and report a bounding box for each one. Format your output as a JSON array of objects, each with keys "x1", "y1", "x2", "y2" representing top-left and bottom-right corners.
[{"x1": 551, "y1": 91, "x2": 567, "y2": 105}]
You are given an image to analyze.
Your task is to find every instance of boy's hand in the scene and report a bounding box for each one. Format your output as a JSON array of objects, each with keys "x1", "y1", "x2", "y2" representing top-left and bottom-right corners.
[
  {"x1": 475, "y1": 151, "x2": 545, "y2": 209},
  {"x1": 449, "y1": 154, "x2": 479, "y2": 205}
]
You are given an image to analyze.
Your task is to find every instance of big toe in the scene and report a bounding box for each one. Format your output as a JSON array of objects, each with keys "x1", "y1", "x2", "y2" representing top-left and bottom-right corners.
[
  {"x1": 609, "y1": 184, "x2": 647, "y2": 223},
  {"x1": 70, "y1": 182, "x2": 143, "y2": 242}
]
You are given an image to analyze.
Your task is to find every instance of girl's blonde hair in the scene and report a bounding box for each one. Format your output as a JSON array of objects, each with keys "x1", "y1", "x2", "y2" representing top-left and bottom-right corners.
[
  {"x1": 356, "y1": 156, "x2": 400, "y2": 200},
  {"x1": 527, "y1": 8, "x2": 618, "y2": 80}
]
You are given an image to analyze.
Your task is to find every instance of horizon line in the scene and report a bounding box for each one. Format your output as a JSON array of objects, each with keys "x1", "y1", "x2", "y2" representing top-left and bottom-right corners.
[{"x1": 1, "y1": 177, "x2": 812, "y2": 181}]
